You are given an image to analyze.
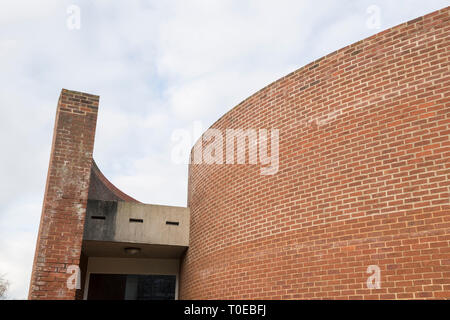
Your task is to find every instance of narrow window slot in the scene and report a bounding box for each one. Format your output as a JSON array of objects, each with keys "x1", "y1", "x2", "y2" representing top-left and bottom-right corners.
[
  {"x1": 166, "y1": 221, "x2": 179, "y2": 226},
  {"x1": 91, "y1": 216, "x2": 106, "y2": 220},
  {"x1": 129, "y1": 218, "x2": 144, "y2": 223}
]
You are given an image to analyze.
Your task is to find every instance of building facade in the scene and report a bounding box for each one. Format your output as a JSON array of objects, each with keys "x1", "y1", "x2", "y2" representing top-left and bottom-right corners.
[{"x1": 29, "y1": 7, "x2": 449, "y2": 300}]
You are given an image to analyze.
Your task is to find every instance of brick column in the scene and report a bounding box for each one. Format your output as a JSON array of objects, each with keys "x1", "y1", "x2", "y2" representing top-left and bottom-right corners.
[{"x1": 29, "y1": 89, "x2": 99, "y2": 299}]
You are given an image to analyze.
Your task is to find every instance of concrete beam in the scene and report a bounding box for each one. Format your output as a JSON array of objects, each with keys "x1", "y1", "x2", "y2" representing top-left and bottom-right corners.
[{"x1": 83, "y1": 200, "x2": 190, "y2": 253}]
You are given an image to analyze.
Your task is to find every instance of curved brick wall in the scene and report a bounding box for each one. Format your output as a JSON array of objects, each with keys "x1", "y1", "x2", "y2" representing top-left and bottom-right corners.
[{"x1": 180, "y1": 8, "x2": 450, "y2": 299}]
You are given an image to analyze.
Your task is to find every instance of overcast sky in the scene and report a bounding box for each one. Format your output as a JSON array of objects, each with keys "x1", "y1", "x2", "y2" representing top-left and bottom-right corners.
[{"x1": 0, "y1": 0, "x2": 447, "y2": 299}]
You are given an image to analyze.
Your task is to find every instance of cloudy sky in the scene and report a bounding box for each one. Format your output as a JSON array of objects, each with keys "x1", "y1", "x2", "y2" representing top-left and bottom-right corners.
[{"x1": 0, "y1": 0, "x2": 447, "y2": 299}]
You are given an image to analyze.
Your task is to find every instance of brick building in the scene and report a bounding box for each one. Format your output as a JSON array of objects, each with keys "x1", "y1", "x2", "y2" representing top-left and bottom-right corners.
[{"x1": 29, "y1": 7, "x2": 449, "y2": 299}]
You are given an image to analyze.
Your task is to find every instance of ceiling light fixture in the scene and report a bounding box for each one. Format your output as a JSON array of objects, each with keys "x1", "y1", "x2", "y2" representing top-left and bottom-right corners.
[{"x1": 124, "y1": 247, "x2": 141, "y2": 255}]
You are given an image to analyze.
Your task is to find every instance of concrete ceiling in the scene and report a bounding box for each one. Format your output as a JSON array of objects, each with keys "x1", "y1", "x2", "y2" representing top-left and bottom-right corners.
[{"x1": 82, "y1": 240, "x2": 187, "y2": 259}]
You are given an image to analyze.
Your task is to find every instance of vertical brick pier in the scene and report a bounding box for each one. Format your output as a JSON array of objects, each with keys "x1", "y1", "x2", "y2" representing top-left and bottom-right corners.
[{"x1": 29, "y1": 89, "x2": 99, "y2": 299}]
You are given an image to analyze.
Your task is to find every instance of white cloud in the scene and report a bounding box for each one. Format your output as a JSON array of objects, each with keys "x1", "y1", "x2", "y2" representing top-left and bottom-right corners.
[
  {"x1": 0, "y1": 200, "x2": 41, "y2": 300},
  {"x1": 0, "y1": 0, "x2": 60, "y2": 25},
  {"x1": 0, "y1": 0, "x2": 448, "y2": 299},
  {"x1": 113, "y1": 153, "x2": 188, "y2": 207}
]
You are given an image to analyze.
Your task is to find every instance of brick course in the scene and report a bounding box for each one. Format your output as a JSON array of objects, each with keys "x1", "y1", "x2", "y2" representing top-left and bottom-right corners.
[{"x1": 179, "y1": 8, "x2": 450, "y2": 299}]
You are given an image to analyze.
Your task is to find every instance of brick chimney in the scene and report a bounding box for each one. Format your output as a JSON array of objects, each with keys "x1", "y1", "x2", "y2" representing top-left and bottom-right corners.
[{"x1": 29, "y1": 89, "x2": 99, "y2": 299}]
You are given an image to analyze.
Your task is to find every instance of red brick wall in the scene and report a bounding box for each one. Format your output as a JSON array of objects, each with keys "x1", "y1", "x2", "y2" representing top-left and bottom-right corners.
[
  {"x1": 29, "y1": 89, "x2": 99, "y2": 299},
  {"x1": 180, "y1": 8, "x2": 450, "y2": 299}
]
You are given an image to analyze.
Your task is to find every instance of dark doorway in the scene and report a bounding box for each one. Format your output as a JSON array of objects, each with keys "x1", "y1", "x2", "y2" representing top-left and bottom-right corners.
[
  {"x1": 87, "y1": 274, "x2": 176, "y2": 300},
  {"x1": 87, "y1": 274, "x2": 126, "y2": 300}
]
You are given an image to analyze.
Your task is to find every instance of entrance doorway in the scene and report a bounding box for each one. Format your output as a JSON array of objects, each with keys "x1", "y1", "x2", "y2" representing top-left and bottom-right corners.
[{"x1": 87, "y1": 274, "x2": 176, "y2": 300}]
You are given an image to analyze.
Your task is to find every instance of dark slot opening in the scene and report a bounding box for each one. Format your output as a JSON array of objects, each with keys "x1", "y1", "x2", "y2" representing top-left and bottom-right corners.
[
  {"x1": 91, "y1": 216, "x2": 106, "y2": 220},
  {"x1": 129, "y1": 218, "x2": 144, "y2": 223},
  {"x1": 166, "y1": 221, "x2": 179, "y2": 226}
]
